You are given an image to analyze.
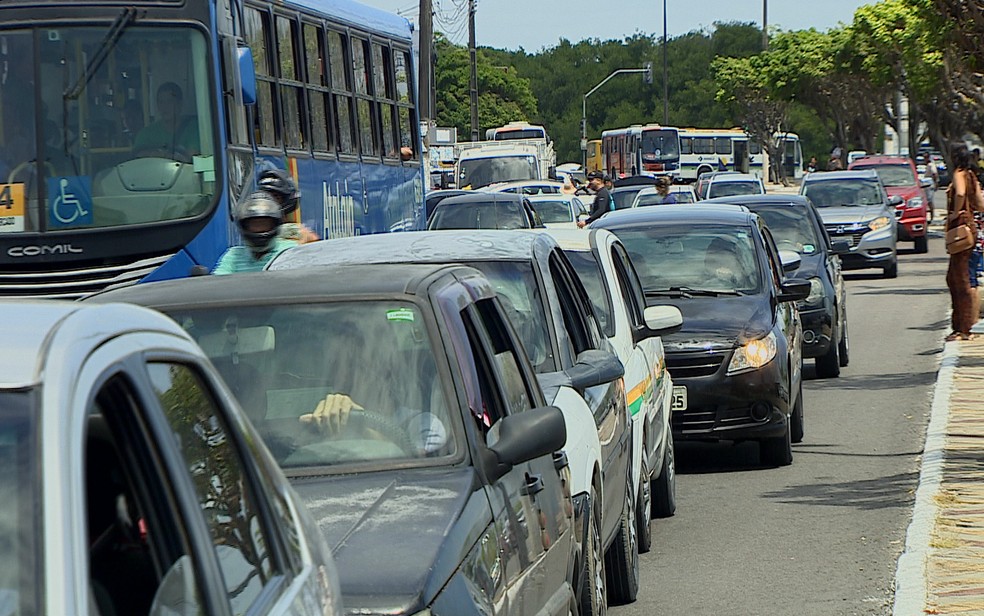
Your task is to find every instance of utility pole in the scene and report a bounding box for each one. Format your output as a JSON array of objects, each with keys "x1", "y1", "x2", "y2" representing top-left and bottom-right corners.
[
  {"x1": 582, "y1": 67, "x2": 650, "y2": 167},
  {"x1": 418, "y1": 0, "x2": 433, "y2": 122},
  {"x1": 762, "y1": 0, "x2": 768, "y2": 50},
  {"x1": 468, "y1": 0, "x2": 479, "y2": 141},
  {"x1": 662, "y1": 0, "x2": 668, "y2": 124}
]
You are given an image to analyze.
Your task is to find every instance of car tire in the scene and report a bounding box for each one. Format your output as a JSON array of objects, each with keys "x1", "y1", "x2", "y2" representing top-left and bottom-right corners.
[
  {"x1": 605, "y1": 476, "x2": 639, "y2": 605},
  {"x1": 635, "y1": 449, "x2": 653, "y2": 554},
  {"x1": 883, "y1": 262, "x2": 898, "y2": 278},
  {"x1": 838, "y1": 315, "x2": 850, "y2": 367},
  {"x1": 791, "y1": 381, "x2": 804, "y2": 444},
  {"x1": 815, "y1": 336, "x2": 840, "y2": 378},
  {"x1": 579, "y1": 486, "x2": 607, "y2": 616},
  {"x1": 914, "y1": 235, "x2": 928, "y2": 253},
  {"x1": 760, "y1": 421, "x2": 793, "y2": 467},
  {"x1": 651, "y1": 430, "x2": 677, "y2": 518}
]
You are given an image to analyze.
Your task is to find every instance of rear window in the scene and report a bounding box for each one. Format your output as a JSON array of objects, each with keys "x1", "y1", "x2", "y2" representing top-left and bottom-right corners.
[
  {"x1": 855, "y1": 164, "x2": 916, "y2": 188},
  {"x1": 0, "y1": 391, "x2": 38, "y2": 615},
  {"x1": 428, "y1": 201, "x2": 528, "y2": 230},
  {"x1": 707, "y1": 181, "x2": 763, "y2": 199},
  {"x1": 531, "y1": 199, "x2": 576, "y2": 223},
  {"x1": 802, "y1": 180, "x2": 883, "y2": 207},
  {"x1": 749, "y1": 205, "x2": 821, "y2": 255}
]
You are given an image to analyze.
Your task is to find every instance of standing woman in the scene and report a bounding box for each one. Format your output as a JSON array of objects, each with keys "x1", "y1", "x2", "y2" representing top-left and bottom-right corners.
[{"x1": 945, "y1": 146, "x2": 983, "y2": 341}]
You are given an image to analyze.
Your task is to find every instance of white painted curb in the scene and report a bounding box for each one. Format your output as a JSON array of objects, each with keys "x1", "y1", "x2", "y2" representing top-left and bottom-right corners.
[{"x1": 892, "y1": 338, "x2": 958, "y2": 615}]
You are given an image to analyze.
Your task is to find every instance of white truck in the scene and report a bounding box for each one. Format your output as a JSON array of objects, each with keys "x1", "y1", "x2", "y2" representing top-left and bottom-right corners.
[{"x1": 454, "y1": 138, "x2": 557, "y2": 189}]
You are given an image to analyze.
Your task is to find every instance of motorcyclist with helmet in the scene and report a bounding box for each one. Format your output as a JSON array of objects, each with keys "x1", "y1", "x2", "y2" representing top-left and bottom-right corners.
[
  {"x1": 256, "y1": 169, "x2": 319, "y2": 243},
  {"x1": 212, "y1": 192, "x2": 297, "y2": 275}
]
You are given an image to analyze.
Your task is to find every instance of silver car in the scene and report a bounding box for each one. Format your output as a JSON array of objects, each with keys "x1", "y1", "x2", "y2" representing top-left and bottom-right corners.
[
  {"x1": 0, "y1": 301, "x2": 341, "y2": 615},
  {"x1": 800, "y1": 170, "x2": 899, "y2": 278}
]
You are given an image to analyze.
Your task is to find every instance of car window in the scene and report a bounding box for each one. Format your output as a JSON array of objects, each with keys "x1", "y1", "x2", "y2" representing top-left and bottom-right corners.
[
  {"x1": 429, "y1": 201, "x2": 528, "y2": 229},
  {"x1": 615, "y1": 224, "x2": 762, "y2": 295},
  {"x1": 802, "y1": 179, "x2": 883, "y2": 207},
  {"x1": 759, "y1": 226, "x2": 784, "y2": 288},
  {"x1": 532, "y1": 198, "x2": 576, "y2": 223},
  {"x1": 857, "y1": 164, "x2": 916, "y2": 187},
  {"x1": 461, "y1": 306, "x2": 512, "y2": 442},
  {"x1": 610, "y1": 243, "x2": 647, "y2": 329},
  {"x1": 147, "y1": 363, "x2": 277, "y2": 615},
  {"x1": 0, "y1": 391, "x2": 39, "y2": 614},
  {"x1": 548, "y1": 252, "x2": 595, "y2": 357},
  {"x1": 472, "y1": 298, "x2": 537, "y2": 415},
  {"x1": 749, "y1": 204, "x2": 821, "y2": 255},
  {"x1": 165, "y1": 302, "x2": 458, "y2": 468},
  {"x1": 564, "y1": 249, "x2": 615, "y2": 337},
  {"x1": 707, "y1": 181, "x2": 762, "y2": 198},
  {"x1": 611, "y1": 188, "x2": 642, "y2": 210}
]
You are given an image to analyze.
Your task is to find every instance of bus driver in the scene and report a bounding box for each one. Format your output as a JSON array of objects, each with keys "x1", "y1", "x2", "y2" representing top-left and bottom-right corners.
[{"x1": 133, "y1": 82, "x2": 199, "y2": 160}]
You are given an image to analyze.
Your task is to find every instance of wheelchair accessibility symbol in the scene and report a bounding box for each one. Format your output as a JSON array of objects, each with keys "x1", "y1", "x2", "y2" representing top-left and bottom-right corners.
[{"x1": 47, "y1": 176, "x2": 93, "y2": 227}]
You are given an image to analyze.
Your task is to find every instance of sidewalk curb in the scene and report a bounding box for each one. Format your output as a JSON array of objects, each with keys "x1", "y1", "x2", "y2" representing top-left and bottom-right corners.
[{"x1": 892, "y1": 336, "x2": 957, "y2": 616}]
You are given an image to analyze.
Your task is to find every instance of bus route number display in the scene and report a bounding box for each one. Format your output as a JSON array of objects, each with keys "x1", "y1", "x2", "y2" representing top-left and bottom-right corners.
[{"x1": 0, "y1": 184, "x2": 25, "y2": 233}]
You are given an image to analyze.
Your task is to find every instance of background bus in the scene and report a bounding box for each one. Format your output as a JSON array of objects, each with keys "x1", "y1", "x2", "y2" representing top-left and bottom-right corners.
[
  {"x1": 586, "y1": 139, "x2": 603, "y2": 173},
  {"x1": 486, "y1": 121, "x2": 549, "y2": 142},
  {"x1": 678, "y1": 128, "x2": 751, "y2": 182},
  {"x1": 748, "y1": 133, "x2": 804, "y2": 182},
  {"x1": 601, "y1": 124, "x2": 681, "y2": 178},
  {"x1": 0, "y1": 0, "x2": 423, "y2": 298}
]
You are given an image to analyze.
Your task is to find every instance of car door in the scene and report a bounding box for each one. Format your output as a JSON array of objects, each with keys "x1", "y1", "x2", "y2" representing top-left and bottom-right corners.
[
  {"x1": 460, "y1": 298, "x2": 570, "y2": 615},
  {"x1": 760, "y1": 225, "x2": 802, "y2": 393},
  {"x1": 547, "y1": 249, "x2": 631, "y2": 546}
]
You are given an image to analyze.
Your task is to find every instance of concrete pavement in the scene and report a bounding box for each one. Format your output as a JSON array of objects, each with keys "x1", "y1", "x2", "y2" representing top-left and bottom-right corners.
[{"x1": 894, "y1": 290, "x2": 984, "y2": 615}]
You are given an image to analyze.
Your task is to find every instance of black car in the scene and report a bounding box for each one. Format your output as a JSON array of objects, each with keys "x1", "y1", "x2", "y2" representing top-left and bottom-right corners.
[
  {"x1": 595, "y1": 205, "x2": 810, "y2": 466},
  {"x1": 703, "y1": 195, "x2": 851, "y2": 378},
  {"x1": 425, "y1": 189, "x2": 469, "y2": 222},
  {"x1": 91, "y1": 263, "x2": 578, "y2": 616},
  {"x1": 428, "y1": 192, "x2": 545, "y2": 229}
]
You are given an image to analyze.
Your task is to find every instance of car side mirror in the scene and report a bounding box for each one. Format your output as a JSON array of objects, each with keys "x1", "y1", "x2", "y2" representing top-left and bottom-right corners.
[
  {"x1": 887, "y1": 195, "x2": 904, "y2": 207},
  {"x1": 189, "y1": 265, "x2": 210, "y2": 277},
  {"x1": 778, "y1": 250, "x2": 802, "y2": 273},
  {"x1": 566, "y1": 349, "x2": 624, "y2": 391},
  {"x1": 485, "y1": 405, "x2": 567, "y2": 483},
  {"x1": 633, "y1": 305, "x2": 683, "y2": 342},
  {"x1": 831, "y1": 239, "x2": 851, "y2": 255},
  {"x1": 778, "y1": 278, "x2": 812, "y2": 303}
]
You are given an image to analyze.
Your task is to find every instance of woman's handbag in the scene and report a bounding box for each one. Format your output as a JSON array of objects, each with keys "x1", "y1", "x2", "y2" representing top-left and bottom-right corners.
[{"x1": 946, "y1": 222, "x2": 975, "y2": 254}]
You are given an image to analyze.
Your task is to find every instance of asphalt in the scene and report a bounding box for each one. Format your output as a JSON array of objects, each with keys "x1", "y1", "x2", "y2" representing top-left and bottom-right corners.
[{"x1": 894, "y1": 314, "x2": 984, "y2": 615}]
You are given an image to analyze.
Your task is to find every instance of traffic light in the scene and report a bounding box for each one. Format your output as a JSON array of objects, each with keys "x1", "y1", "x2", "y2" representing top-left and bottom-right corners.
[{"x1": 643, "y1": 62, "x2": 653, "y2": 85}]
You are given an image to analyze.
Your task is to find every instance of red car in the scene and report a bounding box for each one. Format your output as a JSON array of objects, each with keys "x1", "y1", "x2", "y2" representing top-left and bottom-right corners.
[{"x1": 848, "y1": 156, "x2": 928, "y2": 253}]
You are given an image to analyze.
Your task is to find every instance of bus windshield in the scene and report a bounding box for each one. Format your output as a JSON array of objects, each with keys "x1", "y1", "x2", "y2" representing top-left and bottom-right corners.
[
  {"x1": 0, "y1": 25, "x2": 217, "y2": 233},
  {"x1": 493, "y1": 129, "x2": 545, "y2": 141},
  {"x1": 641, "y1": 129, "x2": 680, "y2": 163}
]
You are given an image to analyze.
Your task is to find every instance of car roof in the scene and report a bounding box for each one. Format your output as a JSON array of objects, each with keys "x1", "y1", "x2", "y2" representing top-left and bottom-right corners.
[
  {"x1": 702, "y1": 194, "x2": 811, "y2": 207},
  {"x1": 709, "y1": 173, "x2": 760, "y2": 183},
  {"x1": 90, "y1": 263, "x2": 485, "y2": 309},
  {"x1": 437, "y1": 192, "x2": 526, "y2": 207},
  {"x1": 483, "y1": 180, "x2": 565, "y2": 192},
  {"x1": 594, "y1": 203, "x2": 755, "y2": 228},
  {"x1": 543, "y1": 228, "x2": 614, "y2": 252},
  {"x1": 268, "y1": 230, "x2": 556, "y2": 270},
  {"x1": 697, "y1": 170, "x2": 740, "y2": 180},
  {"x1": 527, "y1": 193, "x2": 577, "y2": 201},
  {"x1": 851, "y1": 155, "x2": 911, "y2": 165},
  {"x1": 611, "y1": 185, "x2": 646, "y2": 193},
  {"x1": 0, "y1": 300, "x2": 188, "y2": 388},
  {"x1": 803, "y1": 169, "x2": 879, "y2": 181}
]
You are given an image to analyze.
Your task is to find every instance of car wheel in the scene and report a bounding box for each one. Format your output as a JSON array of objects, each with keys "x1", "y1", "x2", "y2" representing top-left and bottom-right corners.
[
  {"x1": 651, "y1": 430, "x2": 676, "y2": 518},
  {"x1": 635, "y1": 449, "x2": 653, "y2": 554},
  {"x1": 838, "y1": 315, "x2": 850, "y2": 367},
  {"x1": 579, "y1": 486, "x2": 607, "y2": 616},
  {"x1": 605, "y1": 475, "x2": 639, "y2": 605},
  {"x1": 883, "y1": 262, "x2": 898, "y2": 278},
  {"x1": 760, "y1": 420, "x2": 793, "y2": 467},
  {"x1": 791, "y1": 381, "x2": 804, "y2": 444},
  {"x1": 815, "y1": 335, "x2": 840, "y2": 378},
  {"x1": 914, "y1": 235, "x2": 928, "y2": 253}
]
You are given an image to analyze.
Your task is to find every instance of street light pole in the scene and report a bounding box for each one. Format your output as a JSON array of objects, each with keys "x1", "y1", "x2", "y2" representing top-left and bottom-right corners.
[
  {"x1": 581, "y1": 68, "x2": 649, "y2": 168},
  {"x1": 662, "y1": 0, "x2": 668, "y2": 124}
]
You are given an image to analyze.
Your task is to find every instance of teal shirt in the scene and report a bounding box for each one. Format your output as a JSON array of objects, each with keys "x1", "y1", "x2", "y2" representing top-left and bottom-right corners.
[
  {"x1": 133, "y1": 117, "x2": 200, "y2": 154},
  {"x1": 212, "y1": 238, "x2": 295, "y2": 275}
]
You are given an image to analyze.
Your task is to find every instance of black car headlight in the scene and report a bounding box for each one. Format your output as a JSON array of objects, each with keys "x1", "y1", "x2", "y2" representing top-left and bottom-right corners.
[
  {"x1": 727, "y1": 332, "x2": 778, "y2": 375},
  {"x1": 799, "y1": 277, "x2": 824, "y2": 307}
]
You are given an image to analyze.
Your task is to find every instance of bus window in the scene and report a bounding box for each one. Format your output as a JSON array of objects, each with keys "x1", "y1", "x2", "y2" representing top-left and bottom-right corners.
[
  {"x1": 693, "y1": 138, "x2": 714, "y2": 154},
  {"x1": 328, "y1": 31, "x2": 356, "y2": 154},
  {"x1": 352, "y1": 37, "x2": 370, "y2": 96},
  {"x1": 245, "y1": 8, "x2": 278, "y2": 148},
  {"x1": 374, "y1": 43, "x2": 397, "y2": 158},
  {"x1": 680, "y1": 137, "x2": 692, "y2": 155},
  {"x1": 394, "y1": 49, "x2": 418, "y2": 157},
  {"x1": 303, "y1": 23, "x2": 331, "y2": 153},
  {"x1": 714, "y1": 138, "x2": 732, "y2": 155},
  {"x1": 276, "y1": 16, "x2": 305, "y2": 150},
  {"x1": 351, "y1": 38, "x2": 378, "y2": 157},
  {"x1": 749, "y1": 141, "x2": 761, "y2": 155}
]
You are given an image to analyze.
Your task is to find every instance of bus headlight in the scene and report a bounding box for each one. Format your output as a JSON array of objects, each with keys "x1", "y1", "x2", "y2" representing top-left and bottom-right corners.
[
  {"x1": 868, "y1": 216, "x2": 891, "y2": 231},
  {"x1": 727, "y1": 332, "x2": 778, "y2": 375},
  {"x1": 906, "y1": 196, "x2": 924, "y2": 209}
]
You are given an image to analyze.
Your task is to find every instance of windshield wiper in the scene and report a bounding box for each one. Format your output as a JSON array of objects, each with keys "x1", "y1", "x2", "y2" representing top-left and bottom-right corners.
[
  {"x1": 646, "y1": 286, "x2": 743, "y2": 298},
  {"x1": 64, "y1": 7, "x2": 136, "y2": 100}
]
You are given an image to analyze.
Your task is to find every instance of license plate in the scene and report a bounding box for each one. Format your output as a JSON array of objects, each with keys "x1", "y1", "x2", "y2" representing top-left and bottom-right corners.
[{"x1": 671, "y1": 386, "x2": 687, "y2": 411}]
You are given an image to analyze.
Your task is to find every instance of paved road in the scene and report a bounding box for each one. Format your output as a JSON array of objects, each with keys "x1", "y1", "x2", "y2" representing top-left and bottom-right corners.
[{"x1": 614, "y1": 202, "x2": 949, "y2": 615}]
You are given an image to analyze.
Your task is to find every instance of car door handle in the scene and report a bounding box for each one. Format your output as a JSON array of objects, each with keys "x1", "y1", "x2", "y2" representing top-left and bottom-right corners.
[
  {"x1": 552, "y1": 451, "x2": 569, "y2": 472},
  {"x1": 523, "y1": 473, "x2": 545, "y2": 496}
]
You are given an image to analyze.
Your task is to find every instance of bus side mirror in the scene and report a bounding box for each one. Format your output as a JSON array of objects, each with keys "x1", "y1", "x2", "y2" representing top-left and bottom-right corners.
[{"x1": 238, "y1": 46, "x2": 257, "y2": 106}]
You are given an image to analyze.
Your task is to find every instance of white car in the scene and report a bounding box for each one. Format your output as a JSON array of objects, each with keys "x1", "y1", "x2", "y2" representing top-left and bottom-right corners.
[
  {"x1": 632, "y1": 185, "x2": 697, "y2": 207},
  {"x1": 528, "y1": 193, "x2": 589, "y2": 229},
  {"x1": 705, "y1": 173, "x2": 766, "y2": 199},
  {"x1": 0, "y1": 301, "x2": 341, "y2": 616},
  {"x1": 547, "y1": 228, "x2": 682, "y2": 554}
]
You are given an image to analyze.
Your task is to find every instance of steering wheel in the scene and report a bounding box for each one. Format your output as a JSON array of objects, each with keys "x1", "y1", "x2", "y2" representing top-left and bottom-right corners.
[
  {"x1": 7, "y1": 160, "x2": 57, "y2": 185},
  {"x1": 133, "y1": 146, "x2": 193, "y2": 165},
  {"x1": 343, "y1": 409, "x2": 415, "y2": 454}
]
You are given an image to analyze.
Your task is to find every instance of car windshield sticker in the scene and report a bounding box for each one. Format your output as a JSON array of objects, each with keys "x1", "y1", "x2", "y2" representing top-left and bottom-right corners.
[
  {"x1": 386, "y1": 308, "x2": 415, "y2": 322},
  {"x1": 803, "y1": 244, "x2": 816, "y2": 254},
  {"x1": 47, "y1": 176, "x2": 93, "y2": 228}
]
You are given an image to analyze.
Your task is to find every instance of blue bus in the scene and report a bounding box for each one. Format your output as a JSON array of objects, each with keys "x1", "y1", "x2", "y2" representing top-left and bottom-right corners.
[{"x1": 0, "y1": 0, "x2": 424, "y2": 298}]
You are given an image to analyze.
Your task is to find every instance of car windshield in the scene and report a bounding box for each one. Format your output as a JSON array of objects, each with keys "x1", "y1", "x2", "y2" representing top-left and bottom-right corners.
[
  {"x1": 0, "y1": 25, "x2": 217, "y2": 232},
  {"x1": 635, "y1": 192, "x2": 676, "y2": 207},
  {"x1": 0, "y1": 391, "x2": 38, "y2": 614},
  {"x1": 802, "y1": 180, "x2": 883, "y2": 207},
  {"x1": 531, "y1": 199, "x2": 576, "y2": 223},
  {"x1": 458, "y1": 155, "x2": 537, "y2": 189},
  {"x1": 467, "y1": 261, "x2": 556, "y2": 372},
  {"x1": 564, "y1": 250, "x2": 614, "y2": 337},
  {"x1": 615, "y1": 225, "x2": 762, "y2": 295},
  {"x1": 429, "y1": 201, "x2": 528, "y2": 229},
  {"x1": 749, "y1": 205, "x2": 821, "y2": 255},
  {"x1": 858, "y1": 164, "x2": 917, "y2": 187},
  {"x1": 707, "y1": 181, "x2": 762, "y2": 199},
  {"x1": 166, "y1": 302, "x2": 460, "y2": 470},
  {"x1": 612, "y1": 187, "x2": 644, "y2": 210}
]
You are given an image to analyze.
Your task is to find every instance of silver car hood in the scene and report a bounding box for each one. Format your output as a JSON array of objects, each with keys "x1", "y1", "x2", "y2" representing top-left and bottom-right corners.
[{"x1": 816, "y1": 205, "x2": 887, "y2": 225}]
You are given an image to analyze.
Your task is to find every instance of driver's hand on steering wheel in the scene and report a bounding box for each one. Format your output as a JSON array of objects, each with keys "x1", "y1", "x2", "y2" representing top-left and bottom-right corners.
[{"x1": 299, "y1": 393, "x2": 363, "y2": 435}]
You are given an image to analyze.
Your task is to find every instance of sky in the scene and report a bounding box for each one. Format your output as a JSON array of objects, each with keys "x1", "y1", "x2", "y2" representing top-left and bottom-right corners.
[{"x1": 359, "y1": 0, "x2": 874, "y2": 51}]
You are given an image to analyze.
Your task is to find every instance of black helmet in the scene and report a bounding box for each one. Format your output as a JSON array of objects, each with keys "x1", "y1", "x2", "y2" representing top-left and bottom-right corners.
[
  {"x1": 257, "y1": 169, "x2": 300, "y2": 215},
  {"x1": 235, "y1": 192, "x2": 283, "y2": 255}
]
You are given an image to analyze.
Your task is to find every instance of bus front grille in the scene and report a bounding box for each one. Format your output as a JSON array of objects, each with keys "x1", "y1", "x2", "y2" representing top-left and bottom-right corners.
[{"x1": 0, "y1": 253, "x2": 176, "y2": 299}]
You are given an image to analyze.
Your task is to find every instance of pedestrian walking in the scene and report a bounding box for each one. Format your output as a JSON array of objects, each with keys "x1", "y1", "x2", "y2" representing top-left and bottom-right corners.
[
  {"x1": 827, "y1": 152, "x2": 844, "y2": 171},
  {"x1": 578, "y1": 170, "x2": 612, "y2": 228},
  {"x1": 945, "y1": 146, "x2": 984, "y2": 340}
]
